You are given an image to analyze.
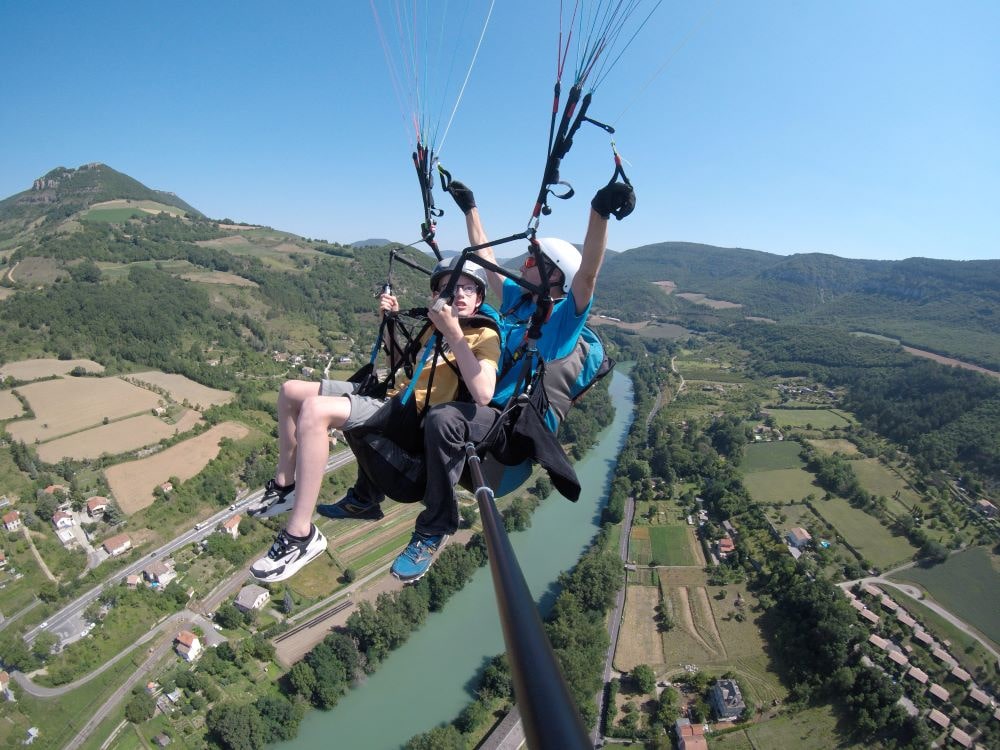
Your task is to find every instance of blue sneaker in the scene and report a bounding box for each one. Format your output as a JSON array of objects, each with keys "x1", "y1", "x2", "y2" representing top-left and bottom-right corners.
[
  {"x1": 317, "y1": 488, "x2": 384, "y2": 521},
  {"x1": 391, "y1": 532, "x2": 448, "y2": 582}
]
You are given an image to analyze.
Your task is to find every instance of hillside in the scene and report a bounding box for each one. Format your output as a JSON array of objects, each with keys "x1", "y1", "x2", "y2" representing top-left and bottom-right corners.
[{"x1": 599, "y1": 242, "x2": 1000, "y2": 368}]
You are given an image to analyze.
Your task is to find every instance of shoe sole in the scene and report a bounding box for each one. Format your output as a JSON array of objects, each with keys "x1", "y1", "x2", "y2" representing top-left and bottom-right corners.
[
  {"x1": 250, "y1": 533, "x2": 327, "y2": 583},
  {"x1": 316, "y1": 505, "x2": 384, "y2": 521},
  {"x1": 247, "y1": 491, "x2": 297, "y2": 518}
]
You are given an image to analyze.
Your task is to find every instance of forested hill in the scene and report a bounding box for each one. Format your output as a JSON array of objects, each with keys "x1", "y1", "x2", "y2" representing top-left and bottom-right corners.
[
  {"x1": 0, "y1": 163, "x2": 202, "y2": 241},
  {"x1": 598, "y1": 242, "x2": 1000, "y2": 368}
]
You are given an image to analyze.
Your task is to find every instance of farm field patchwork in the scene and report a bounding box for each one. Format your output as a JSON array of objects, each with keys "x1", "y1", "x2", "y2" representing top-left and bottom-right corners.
[
  {"x1": 810, "y1": 496, "x2": 917, "y2": 569},
  {"x1": 742, "y1": 468, "x2": 819, "y2": 504},
  {"x1": 105, "y1": 422, "x2": 250, "y2": 513},
  {"x1": 892, "y1": 546, "x2": 1000, "y2": 647},
  {"x1": 6, "y1": 377, "x2": 160, "y2": 443},
  {"x1": 125, "y1": 371, "x2": 234, "y2": 408},
  {"x1": 764, "y1": 408, "x2": 852, "y2": 429},
  {"x1": 0, "y1": 357, "x2": 104, "y2": 380},
  {"x1": 35, "y1": 414, "x2": 187, "y2": 462}
]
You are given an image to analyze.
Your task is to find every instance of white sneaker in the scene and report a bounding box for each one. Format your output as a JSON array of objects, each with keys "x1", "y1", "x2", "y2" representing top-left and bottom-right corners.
[
  {"x1": 250, "y1": 526, "x2": 327, "y2": 583},
  {"x1": 247, "y1": 479, "x2": 296, "y2": 518}
]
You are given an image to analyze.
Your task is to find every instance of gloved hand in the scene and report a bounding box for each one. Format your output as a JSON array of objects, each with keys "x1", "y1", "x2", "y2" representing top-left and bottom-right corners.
[
  {"x1": 591, "y1": 181, "x2": 635, "y2": 220},
  {"x1": 447, "y1": 181, "x2": 477, "y2": 215}
]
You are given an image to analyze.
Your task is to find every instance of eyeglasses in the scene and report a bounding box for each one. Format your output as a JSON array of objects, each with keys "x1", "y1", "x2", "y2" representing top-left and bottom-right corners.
[{"x1": 435, "y1": 283, "x2": 479, "y2": 296}]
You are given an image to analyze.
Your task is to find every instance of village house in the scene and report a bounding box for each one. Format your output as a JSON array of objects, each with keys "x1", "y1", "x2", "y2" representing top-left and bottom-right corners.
[
  {"x1": 949, "y1": 727, "x2": 972, "y2": 749},
  {"x1": 951, "y1": 666, "x2": 972, "y2": 684},
  {"x1": 907, "y1": 666, "x2": 929, "y2": 684},
  {"x1": 2, "y1": 511, "x2": 21, "y2": 532},
  {"x1": 174, "y1": 631, "x2": 202, "y2": 662},
  {"x1": 716, "y1": 535, "x2": 735, "y2": 559},
  {"x1": 159, "y1": 482, "x2": 173, "y2": 494},
  {"x1": 968, "y1": 686, "x2": 993, "y2": 708},
  {"x1": 889, "y1": 650, "x2": 909, "y2": 667},
  {"x1": 868, "y1": 634, "x2": 889, "y2": 650},
  {"x1": 928, "y1": 683, "x2": 950, "y2": 702},
  {"x1": 0, "y1": 550, "x2": 5, "y2": 568},
  {"x1": 913, "y1": 629, "x2": 934, "y2": 647},
  {"x1": 0, "y1": 670, "x2": 12, "y2": 700},
  {"x1": 861, "y1": 583, "x2": 882, "y2": 597},
  {"x1": 932, "y1": 646, "x2": 956, "y2": 666},
  {"x1": 879, "y1": 595, "x2": 898, "y2": 612},
  {"x1": 709, "y1": 679, "x2": 746, "y2": 720},
  {"x1": 927, "y1": 708, "x2": 950, "y2": 730},
  {"x1": 102, "y1": 533, "x2": 132, "y2": 557},
  {"x1": 86, "y1": 496, "x2": 109, "y2": 516},
  {"x1": 234, "y1": 584, "x2": 270, "y2": 613},
  {"x1": 220, "y1": 515, "x2": 241, "y2": 539},
  {"x1": 43, "y1": 484, "x2": 68, "y2": 496},
  {"x1": 896, "y1": 610, "x2": 917, "y2": 628},
  {"x1": 51, "y1": 510, "x2": 73, "y2": 530},
  {"x1": 674, "y1": 719, "x2": 708, "y2": 750},
  {"x1": 143, "y1": 560, "x2": 177, "y2": 588},
  {"x1": 153, "y1": 734, "x2": 171, "y2": 747},
  {"x1": 860, "y1": 608, "x2": 880, "y2": 626},
  {"x1": 125, "y1": 573, "x2": 141, "y2": 589}
]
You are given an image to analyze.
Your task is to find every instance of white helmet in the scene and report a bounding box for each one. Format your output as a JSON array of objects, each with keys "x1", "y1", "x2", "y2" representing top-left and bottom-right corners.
[{"x1": 535, "y1": 237, "x2": 581, "y2": 294}]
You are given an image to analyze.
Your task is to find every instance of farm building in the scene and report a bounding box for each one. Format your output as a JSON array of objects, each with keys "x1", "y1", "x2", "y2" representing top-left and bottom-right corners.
[
  {"x1": 932, "y1": 646, "x2": 956, "y2": 666},
  {"x1": 102, "y1": 534, "x2": 132, "y2": 557},
  {"x1": 709, "y1": 679, "x2": 745, "y2": 720},
  {"x1": 786, "y1": 527, "x2": 812, "y2": 548},
  {"x1": 879, "y1": 595, "x2": 898, "y2": 612},
  {"x1": 889, "y1": 650, "x2": 909, "y2": 667},
  {"x1": 860, "y1": 608, "x2": 880, "y2": 625},
  {"x1": 968, "y1": 687, "x2": 992, "y2": 708},
  {"x1": 868, "y1": 634, "x2": 889, "y2": 650},
  {"x1": 862, "y1": 583, "x2": 883, "y2": 597},
  {"x1": 174, "y1": 631, "x2": 202, "y2": 662},
  {"x1": 234, "y1": 584, "x2": 270, "y2": 613},
  {"x1": 913, "y1": 629, "x2": 934, "y2": 647},
  {"x1": 896, "y1": 610, "x2": 917, "y2": 628},
  {"x1": 159, "y1": 482, "x2": 173, "y2": 494}
]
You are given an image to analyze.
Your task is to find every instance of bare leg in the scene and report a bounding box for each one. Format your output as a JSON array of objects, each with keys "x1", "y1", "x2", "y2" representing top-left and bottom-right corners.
[
  {"x1": 275, "y1": 380, "x2": 322, "y2": 486},
  {"x1": 285, "y1": 394, "x2": 352, "y2": 537}
]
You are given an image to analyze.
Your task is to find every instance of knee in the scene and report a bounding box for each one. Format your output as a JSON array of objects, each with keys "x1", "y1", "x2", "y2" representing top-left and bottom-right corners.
[
  {"x1": 424, "y1": 404, "x2": 468, "y2": 444},
  {"x1": 297, "y1": 396, "x2": 329, "y2": 434}
]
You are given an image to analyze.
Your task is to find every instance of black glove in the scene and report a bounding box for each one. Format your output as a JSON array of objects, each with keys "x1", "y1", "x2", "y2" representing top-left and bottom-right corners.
[
  {"x1": 591, "y1": 181, "x2": 635, "y2": 220},
  {"x1": 447, "y1": 181, "x2": 477, "y2": 215}
]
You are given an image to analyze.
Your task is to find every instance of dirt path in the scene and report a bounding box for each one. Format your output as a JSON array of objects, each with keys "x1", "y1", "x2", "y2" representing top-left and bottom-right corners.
[{"x1": 22, "y1": 527, "x2": 57, "y2": 583}]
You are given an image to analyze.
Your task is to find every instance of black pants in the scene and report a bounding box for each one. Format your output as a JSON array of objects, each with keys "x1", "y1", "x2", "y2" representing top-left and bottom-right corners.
[{"x1": 350, "y1": 401, "x2": 501, "y2": 537}]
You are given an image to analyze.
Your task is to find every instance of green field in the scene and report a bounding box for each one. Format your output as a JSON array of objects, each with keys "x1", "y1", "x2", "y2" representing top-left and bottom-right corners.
[
  {"x1": 82, "y1": 207, "x2": 144, "y2": 222},
  {"x1": 892, "y1": 546, "x2": 1000, "y2": 647},
  {"x1": 649, "y1": 525, "x2": 694, "y2": 565},
  {"x1": 810, "y1": 497, "x2": 917, "y2": 569},
  {"x1": 711, "y1": 704, "x2": 863, "y2": 750},
  {"x1": 742, "y1": 468, "x2": 819, "y2": 504},
  {"x1": 742, "y1": 441, "x2": 804, "y2": 472},
  {"x1": 765, "y1": 408, "x2": 852, "y2": 429},
  {"x1": 851, "y1": 458, "x2": 923, "y2": 514}
]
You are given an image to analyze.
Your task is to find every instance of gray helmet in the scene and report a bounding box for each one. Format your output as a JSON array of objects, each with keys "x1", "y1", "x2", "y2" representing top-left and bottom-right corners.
[{"x1": 430, "y1": 255, "x2": 488, "y2": 296}]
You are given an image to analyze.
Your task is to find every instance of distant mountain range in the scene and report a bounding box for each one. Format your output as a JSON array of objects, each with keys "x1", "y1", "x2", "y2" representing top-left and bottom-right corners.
[{"x1": 2, "y1": 164, "x2": 997, "y2": 368}]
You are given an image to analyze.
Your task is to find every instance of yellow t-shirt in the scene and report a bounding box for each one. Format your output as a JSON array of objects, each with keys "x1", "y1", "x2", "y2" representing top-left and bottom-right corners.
[{"x1": 388, "y1": 326, "x2": 500, "y2": 408}]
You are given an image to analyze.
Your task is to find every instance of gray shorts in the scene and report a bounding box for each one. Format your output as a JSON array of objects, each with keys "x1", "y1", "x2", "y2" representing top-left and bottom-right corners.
[{"x1": 319, "y1": 379, "x2": 388, "y2": 431}]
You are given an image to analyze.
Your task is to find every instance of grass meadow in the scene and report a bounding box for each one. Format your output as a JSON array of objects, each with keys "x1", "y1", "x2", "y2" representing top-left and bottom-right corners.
[
  {"x1": 743, "y1": 441, "x2": 804, "y2": 472},
  {"x1": 806, "y1": 438, "x2": 859, "y2": 456},
  {"x1": 810, "y1": 497, "x2": 917, "y2": 569},
  {"x1": 711, "y1": 704, "x2": 863, "y2": 750},
  {"x1": 893, "y1": 546, "x2": 1000, "y2": 647},
  {"x1": 650, "y1": 525, "x2": 696, "y2": 566},
  {"x1": 742, "y1": 468, "x2": 819, "y2": 505},
  {"x1": 851, "y1": 458, "x2": 924, "y2": 513},
  {"x1": 765, "y1": 408, "x2": 853, "y2": 429}
]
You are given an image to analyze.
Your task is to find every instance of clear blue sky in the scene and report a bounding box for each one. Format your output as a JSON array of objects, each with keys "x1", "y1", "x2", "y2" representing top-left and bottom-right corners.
[{"x1": 2, "y1": 1, "x2": 997, "y2": 260}]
